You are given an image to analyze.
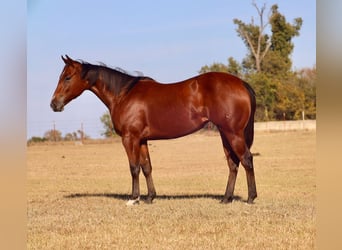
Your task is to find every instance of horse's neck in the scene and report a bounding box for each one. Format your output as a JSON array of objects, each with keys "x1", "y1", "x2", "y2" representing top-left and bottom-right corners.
[
  {"x1": 89, "y1": 80, "x2": 118, "y2": 111},
  {"x1": 89, "y1": 72, "x2": 139, "y2": 111}
]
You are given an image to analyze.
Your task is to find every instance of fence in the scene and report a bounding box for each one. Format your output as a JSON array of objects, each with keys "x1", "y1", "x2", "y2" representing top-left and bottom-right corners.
[
  {"x1": 254, "y1": 120, "x2": 316, "y2": 131},
  {"x1": 28, "y1": 119, "x2": 316, "y2": 140}
]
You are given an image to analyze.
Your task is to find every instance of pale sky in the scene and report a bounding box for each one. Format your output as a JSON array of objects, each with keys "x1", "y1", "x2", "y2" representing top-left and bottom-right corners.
[{"x1": 27, "y1": 0, "x2": 316, "y2": 139}]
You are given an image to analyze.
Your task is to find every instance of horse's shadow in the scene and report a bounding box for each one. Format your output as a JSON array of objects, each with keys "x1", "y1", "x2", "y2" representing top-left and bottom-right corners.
[{"x1": 64, "y1": 192, "x2": 244, "y2": 203}]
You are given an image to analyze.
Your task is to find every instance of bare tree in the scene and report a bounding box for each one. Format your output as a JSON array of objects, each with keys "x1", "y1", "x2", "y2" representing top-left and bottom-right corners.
[{"x1": 233, "y1": 1, "x2": 271, "y2": 72}]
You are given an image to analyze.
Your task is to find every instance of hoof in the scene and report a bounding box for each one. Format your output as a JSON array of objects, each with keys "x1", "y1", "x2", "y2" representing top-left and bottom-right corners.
[
  {"x1": 247, "y1": 195, "x2": 257, "y2": 204},
  {"x1": 221, "y1": 197, "x2": 233, "y2": 204},
  {"x1": 145, "y1": 198, "x2": 154, "y2": 204},
  {"x1": 126, "y1": 197, "x2": 140, "y2": 206},
  {"x1": 145, "y1": 192, "x2": 156, "y2": 204}
]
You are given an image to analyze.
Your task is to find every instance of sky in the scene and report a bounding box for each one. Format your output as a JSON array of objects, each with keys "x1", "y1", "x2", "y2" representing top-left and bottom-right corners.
[{"x1": 27, "y1": 0, "x2": 316, "y2": 139}]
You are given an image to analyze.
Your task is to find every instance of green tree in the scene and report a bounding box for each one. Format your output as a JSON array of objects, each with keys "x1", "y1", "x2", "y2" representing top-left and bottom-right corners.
[
  {"x1": 198, "y1": 57, "x2": 242, "y2": 76},
  {"x1": 294, "y1": 66, "x2": 316, "y2": 119},
  {"x1": 274, "y1": 75, "x2": 305, "y2": 120},
  {"x1": 233, "y1": 2, "x2": 303, "y2": 120},
  {"x1": 265, "y1": 4, "x2": 303, "y2": 76},
  {"x1": 227, "y1": 57, "x2": 242, "y2": 77},
  {"x1": 199, "y1": 62, "x2": 228, "y2": 74},
  {"x1": 27, "y1": 136, "x2": 47, "y2": 144},
  {"x1": 233, "y1": 2, "x2": 302, "y2": 76},
  {"x1": 246, "y1": 72, "x2": 277, "y2": 121},
  {"x1": 100, "y1": 112, "x2": 115, "y2": 138},
  {"x1": 198, "y1": 2, "x2": 311, "y2": 121}
]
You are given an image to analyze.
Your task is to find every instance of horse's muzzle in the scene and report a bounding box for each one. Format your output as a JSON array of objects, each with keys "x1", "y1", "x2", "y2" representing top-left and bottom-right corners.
[{"x1": 50, "y1": 99, "x2": 64, "y2": 112}]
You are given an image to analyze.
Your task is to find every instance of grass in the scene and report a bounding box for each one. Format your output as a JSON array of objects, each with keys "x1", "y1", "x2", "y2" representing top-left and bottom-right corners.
[{"x1": 27, "y1": 130, "x2": 315, "y2": 249}]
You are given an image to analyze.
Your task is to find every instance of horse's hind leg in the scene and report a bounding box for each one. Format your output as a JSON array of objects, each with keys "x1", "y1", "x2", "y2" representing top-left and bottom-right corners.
[
  {"x1": 221, "y1": 130, "x2": 257, "y2": 204},
  {"x1": 220, "y1": 131, "x2": 240, "y2": 203},
  {"x1": 140, "y1": 142, "x2": 156, "y2": 204}
]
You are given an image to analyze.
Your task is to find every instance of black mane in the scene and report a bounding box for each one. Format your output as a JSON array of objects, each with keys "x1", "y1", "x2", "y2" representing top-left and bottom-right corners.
[{"x1": 80, "y1": 61, "x2": 152, "y2": 95}]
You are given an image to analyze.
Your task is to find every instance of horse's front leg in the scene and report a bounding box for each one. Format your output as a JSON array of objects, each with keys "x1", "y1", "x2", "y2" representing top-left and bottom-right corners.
[{"x1": 122, "y1": 135, "x2": 141, "y2": 205}]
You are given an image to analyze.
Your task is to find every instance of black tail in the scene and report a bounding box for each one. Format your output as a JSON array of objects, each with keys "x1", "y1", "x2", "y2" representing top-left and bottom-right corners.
[{"x1": 242, "y1": 81, "x2": 256, "y2": 149}]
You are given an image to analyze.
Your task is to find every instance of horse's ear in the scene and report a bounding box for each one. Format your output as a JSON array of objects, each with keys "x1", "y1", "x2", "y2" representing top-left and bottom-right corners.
[
  {"x1": 61, "y1": 55, "x2": 68, "y2": 64},
  {"x1": 61, "y1": 55, "x2": 75, "y2": 65},
  {"x1": 65, "y1": 55, "x2": 73, "y2": 62}
]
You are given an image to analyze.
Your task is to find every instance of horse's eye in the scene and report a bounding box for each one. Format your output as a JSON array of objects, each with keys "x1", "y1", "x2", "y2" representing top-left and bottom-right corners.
[{"x1": 65, "y1": 76, "x2": 72, "y2": 82}]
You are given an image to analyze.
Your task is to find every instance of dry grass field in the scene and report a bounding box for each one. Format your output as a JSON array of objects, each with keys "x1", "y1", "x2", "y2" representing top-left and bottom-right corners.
[{"x1": 27, "y1": 130, "x2": 315, "y2": 249}]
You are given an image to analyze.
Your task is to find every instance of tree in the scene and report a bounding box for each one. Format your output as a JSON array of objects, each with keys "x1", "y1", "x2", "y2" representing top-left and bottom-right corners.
[
  {"x1": 27, "y1": 136, "x2": 47, "y2": 144},
  {"x1": 198, "y1": 57, "x2": 242, "y2": 76},
  {"x1": 100, "y1": 112, "x2": 115, "y2": 138},
  {"x1": 198, "y1": 2, "x2": 312, "y2": 121},
  {"x1": 233, "y1": 2, "x2": 303, "y2": 120},
  {"x1": 64, "y1": 130, "x2": 90, "y2": 141},
  {"x1": 274, "y1": 76, "x2": 305, "y2": 120},
  {"x1": 44, "y1": 129, "x2": 62, "y2": 141},
  {"x1": 77, "y1": 129, "x2": 90, "y2": 141},
  {"x1": 227, "y1": 57, "x2": 242, "y2": 77},
  {"x1": 233, "y1": 2, "x2": 302, "y2": 76},
  {"x1": 64, "y1": 132, "x2": 78, "y2": 141},
  {"x1": 265, "y1": 4, "x2": 303, "y2": 76},
  {"x1": 294, "y1": 66, "x2": 316, "y2": 119},
  {"x1": 199, "y1": 62, "x2": 228, "y2": 74},
  {"x1": 233, "y1": 1, "x2": 271, "y2": 73}
]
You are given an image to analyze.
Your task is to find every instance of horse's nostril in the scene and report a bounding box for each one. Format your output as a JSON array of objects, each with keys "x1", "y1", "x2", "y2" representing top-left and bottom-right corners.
[
  {"x1": 50, "y1": 101, "x2": 56, "y2": 110},
  {"x1": 50, "y1": 100, "x2": 64, "y2": 112}
]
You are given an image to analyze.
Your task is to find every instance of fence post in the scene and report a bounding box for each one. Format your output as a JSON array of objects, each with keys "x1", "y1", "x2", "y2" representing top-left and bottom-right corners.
[
  {"x1": 53, "y1": 121, "x2": 56, "y2": 142},
  {"x1": 81, "y1": 122, "x2": 84, "y2": 144}
]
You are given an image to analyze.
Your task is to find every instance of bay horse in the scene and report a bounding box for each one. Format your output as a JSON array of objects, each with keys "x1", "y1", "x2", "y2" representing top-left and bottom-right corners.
[{"x1": 51, "y1": 55, "x2": 257, "y2": 205}]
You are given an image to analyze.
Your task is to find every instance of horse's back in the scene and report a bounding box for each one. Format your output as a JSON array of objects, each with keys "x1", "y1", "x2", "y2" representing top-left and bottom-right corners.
[{"x1": 136, "y1": 72, "x2": 253, "y2": 118}]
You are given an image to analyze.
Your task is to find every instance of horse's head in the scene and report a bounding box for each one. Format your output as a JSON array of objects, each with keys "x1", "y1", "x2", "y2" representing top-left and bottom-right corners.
[{"x1": 50, "y1": 55, "x2": 89, "y2": 112}]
